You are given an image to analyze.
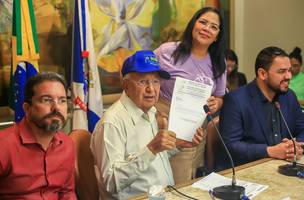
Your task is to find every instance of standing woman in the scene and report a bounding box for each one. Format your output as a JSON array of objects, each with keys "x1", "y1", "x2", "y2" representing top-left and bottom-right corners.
[
  {"x1": 154, "y1": 7, "x2": 226, "y2": 183},
  {"x1": 289, "y1": 47, "x2": 304, "y2": 106}
]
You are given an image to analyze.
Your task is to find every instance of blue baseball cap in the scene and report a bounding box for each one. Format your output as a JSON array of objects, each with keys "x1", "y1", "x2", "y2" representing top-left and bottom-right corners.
[{"x1": 121, "y1": 50, "x2": 171, "y2": 79}]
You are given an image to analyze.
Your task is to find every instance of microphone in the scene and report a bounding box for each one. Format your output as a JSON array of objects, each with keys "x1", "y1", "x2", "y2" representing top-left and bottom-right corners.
[
  {"x1": 274, "y1": 102, "x2": 304, "y2": 176},
  {"x1": 203, "y1": 105, "x2": 245, "y2": 200}
]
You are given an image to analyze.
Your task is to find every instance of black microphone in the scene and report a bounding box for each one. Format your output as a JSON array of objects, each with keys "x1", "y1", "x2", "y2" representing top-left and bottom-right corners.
[
  {"x1": 274, "y1": 102, "x2": 304, "y2": 176},
  {"x1": 203, "y1": 105, "x2": 245, "y2": 200}
]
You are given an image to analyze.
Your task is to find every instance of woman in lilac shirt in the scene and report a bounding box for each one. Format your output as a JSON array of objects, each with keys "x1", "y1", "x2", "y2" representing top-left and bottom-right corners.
[{"x1": 154, "y1": 7, "x2": 226, "y2": 183}]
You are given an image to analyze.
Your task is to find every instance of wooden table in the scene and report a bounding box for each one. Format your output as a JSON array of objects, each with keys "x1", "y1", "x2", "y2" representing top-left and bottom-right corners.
[{"x1": 130, "y1": 158, "x2": 304, "y2": 200}]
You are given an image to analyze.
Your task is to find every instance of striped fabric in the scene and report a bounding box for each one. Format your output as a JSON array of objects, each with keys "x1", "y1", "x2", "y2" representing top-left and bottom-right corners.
[
  {"x1": 71, "y1": 0, "x2": 103, "y2": 133},
  {"x1": 10, "y1": 0, "x2": 39, "y2": 122}
]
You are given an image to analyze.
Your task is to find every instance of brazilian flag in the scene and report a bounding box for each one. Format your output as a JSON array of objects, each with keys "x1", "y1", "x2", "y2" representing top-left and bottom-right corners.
[{"x1": 10, "y1": 0, "x2": 39, "y2": 122}]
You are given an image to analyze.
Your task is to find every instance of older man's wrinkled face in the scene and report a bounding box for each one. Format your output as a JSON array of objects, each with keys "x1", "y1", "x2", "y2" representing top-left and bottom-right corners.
[{"x1": 123, "y1": 72, "x2": 160, "y2": 113}]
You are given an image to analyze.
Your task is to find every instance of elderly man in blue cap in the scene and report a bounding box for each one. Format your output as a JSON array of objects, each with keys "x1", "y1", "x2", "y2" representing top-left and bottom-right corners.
[{"x1": 91, "y1": 50, "x2": 203, "y2": 200}]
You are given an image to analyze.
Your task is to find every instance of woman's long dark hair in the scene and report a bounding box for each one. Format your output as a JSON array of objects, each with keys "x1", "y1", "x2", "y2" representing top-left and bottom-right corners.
[{"x1": 171, "y1": 7, "x2": 227, "y2": 79}]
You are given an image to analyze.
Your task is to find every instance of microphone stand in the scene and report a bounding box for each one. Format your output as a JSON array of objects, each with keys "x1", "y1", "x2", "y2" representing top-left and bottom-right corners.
[
  {"x1": 275, "y1": 102, "x2": 304, "y2": 176},
  {"x1": 204, "y1": 105, "x2": 245, "y2": 200}
]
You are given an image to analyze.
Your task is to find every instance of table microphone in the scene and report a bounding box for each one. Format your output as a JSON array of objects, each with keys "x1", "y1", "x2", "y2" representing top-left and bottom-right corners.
[
  {"x1": 203, "y1": 105, "x2": 245, "y2": 200},
  {"x1": 274, "y1": 102, "x2": 304, "y2": 176}
]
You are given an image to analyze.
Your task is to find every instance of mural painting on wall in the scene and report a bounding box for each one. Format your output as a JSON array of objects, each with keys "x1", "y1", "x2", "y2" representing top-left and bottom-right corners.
[
  {"x1": 0, "y1": 0, "x2": 74, "y2": 69},
  {"x1": 91, "y1": 0, "x2": 210, "y2": 94},
  {"x1": 0, "y1": 0, "x2": 223, "y2": 106},
  {"x1": 0, "y1": 0, "x2": 74, "y2": 106}
]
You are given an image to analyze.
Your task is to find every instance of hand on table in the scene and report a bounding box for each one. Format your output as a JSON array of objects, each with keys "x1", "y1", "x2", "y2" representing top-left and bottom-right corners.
[
  {"x1": 282, "y1": 138, "x2": 303, "y2": 161},
  {"x1": 267, "y1": 138, "x2": 304, "y2": 161}
]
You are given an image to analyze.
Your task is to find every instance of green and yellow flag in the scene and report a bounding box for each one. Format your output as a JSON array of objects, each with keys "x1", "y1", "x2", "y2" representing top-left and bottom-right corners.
[{"x1": 10, "y1": 0, "x2": 39, "y2": 122}]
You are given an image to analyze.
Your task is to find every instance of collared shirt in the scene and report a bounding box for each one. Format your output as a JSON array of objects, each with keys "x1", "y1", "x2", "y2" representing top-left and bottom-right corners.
[
  {"x1": 255, "y1": 85, "x2": 282, "y2": 145},
  {"x1": 91, "y1": 92, "x2": 174, "y2": 200},
  {"x1": 0, "y1": 119, "x2": 76, "y2": 200}
]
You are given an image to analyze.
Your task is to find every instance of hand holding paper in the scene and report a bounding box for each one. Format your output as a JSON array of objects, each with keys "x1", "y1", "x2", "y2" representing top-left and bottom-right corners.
[
  {"x1": 147, "y1": 116, "x2": 177, "y2": 155},
  {"x1": 168, "y1": 77, "x2": 213, "y2": 141},
  {"x1": 176, "y1": 127, "x2": 205, "y2": 148}
]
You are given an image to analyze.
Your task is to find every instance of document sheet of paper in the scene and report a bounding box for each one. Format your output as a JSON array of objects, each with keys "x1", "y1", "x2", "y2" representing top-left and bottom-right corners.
[
  {"x1": 168, "y1": 77, "x2": 212, "y2": 141},
  {"x1": 192, "y1": 172, "x2": 268, "y2": 199}
]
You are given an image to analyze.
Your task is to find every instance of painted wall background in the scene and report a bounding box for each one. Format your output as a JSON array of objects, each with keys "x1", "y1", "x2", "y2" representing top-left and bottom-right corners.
[
  {"x1": 0, "y1": 0, "x2": 225, "y2": 106},
  {"x1": 90, "y1": 0, "x2": 221, "y2": 94},
  {"x1": 232, "y1": 0, "x2": 304, "y2": 81}
]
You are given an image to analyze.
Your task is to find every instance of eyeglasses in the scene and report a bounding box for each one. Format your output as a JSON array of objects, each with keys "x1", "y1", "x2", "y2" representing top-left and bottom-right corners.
[
  {"x1": 131, "y1": 79, "x2": 161, "y2": 87},
  {"x1": 199, "y1": 19, "x2": 220, "y2": 33},
  {"x1": 37, "y1": 96, "x2": 68, "y2": 105}
]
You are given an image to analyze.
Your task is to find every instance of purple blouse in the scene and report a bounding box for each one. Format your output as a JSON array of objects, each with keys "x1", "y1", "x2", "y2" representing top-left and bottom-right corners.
[{"x1": 154, "y1": 42, "x2": 226, "y2": 102}]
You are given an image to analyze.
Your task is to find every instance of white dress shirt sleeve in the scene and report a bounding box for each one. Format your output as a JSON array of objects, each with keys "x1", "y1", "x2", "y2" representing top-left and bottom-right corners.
[{"x1": 91, "y1": 121, "x2": 156, "y2": 194}]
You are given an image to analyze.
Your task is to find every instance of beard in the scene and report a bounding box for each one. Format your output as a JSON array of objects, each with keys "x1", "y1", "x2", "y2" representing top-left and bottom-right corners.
[
  {"x1": 31, "y1": 111, "x2": 66, "y2": 133},
  {"x1": 265, "y1": 79, "x2": 289, "y2": 95},
  {"x1": 45, "y1": 119, "x2": 62, "y2": 132}
]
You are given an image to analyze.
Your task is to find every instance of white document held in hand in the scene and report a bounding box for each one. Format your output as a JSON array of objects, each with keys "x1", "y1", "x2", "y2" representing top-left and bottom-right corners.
[{"x1": 168, "y1": 77, "x2": 213, "y2": 141}]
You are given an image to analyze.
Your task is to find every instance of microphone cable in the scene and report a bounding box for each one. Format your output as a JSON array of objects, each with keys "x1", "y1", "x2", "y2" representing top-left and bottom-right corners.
[
  {"x1": 274, "y1": 102, "x2": 297, "y2": 163},
  {"x1": 167, "y1": 185, "x2": 198, "y2": 200},
  {"x1": 203, "y1": 105, "x2": 237, "y2": 186}
]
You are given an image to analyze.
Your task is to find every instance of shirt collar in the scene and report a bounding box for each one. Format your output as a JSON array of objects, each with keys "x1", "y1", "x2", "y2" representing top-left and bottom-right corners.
[
  {"x1": 18, "y1": 118, "x2": 63, "y2": 146},
  {"x1": 120, "y1": 92, "x2": 157, "y2": 125},
  {"x1": 254, "y1": 80, "x2": 279, "y2": 103}
]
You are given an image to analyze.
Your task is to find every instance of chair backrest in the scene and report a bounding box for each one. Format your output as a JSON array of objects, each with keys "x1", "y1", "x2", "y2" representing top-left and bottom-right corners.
[{"x1": 70, "y1": 129, "x2": 99, "y2": 200}]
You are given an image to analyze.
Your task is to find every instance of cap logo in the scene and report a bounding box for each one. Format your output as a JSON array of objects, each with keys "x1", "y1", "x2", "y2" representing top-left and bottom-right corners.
[{"x1": 144, "y1": 55, "x2": 159, "y2": 66}]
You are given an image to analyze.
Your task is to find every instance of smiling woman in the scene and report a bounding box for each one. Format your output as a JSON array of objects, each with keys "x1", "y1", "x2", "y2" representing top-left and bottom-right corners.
[{"x1": 154, "y1": 6, "x2": 227, "y2": 183}]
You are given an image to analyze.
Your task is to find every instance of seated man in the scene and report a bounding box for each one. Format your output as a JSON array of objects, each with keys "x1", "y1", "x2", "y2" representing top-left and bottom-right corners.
[
  {"x1": 0, "y1": 72, "x2": 76, "y2": 199},
  {"x1": 218, "y1": 46, "x2": 304, "y2": 169},
  {"x1": 90, "y1": 50, "x2": 204, "y2": 200}
]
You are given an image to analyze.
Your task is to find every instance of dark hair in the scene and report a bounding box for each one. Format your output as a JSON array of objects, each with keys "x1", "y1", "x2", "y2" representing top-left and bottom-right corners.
[
  {"x1": 255, "y1": 46, "x2": 288, "y2": 76},
  {"x1": 225, "y1": 48, "x2": 238, "y2": 66},
  {"x1": 171, "y1": 7, "x2": 226, "y2": 79},
  {"x1": 289, "y1": 47, "x2": 302, "y2": 65},
  {"x1": 225, "y1": 48, "x2": 239, "y2": 80},
  {"x1": 24, "y1": 71, "x2": 67, "y2": 104}
]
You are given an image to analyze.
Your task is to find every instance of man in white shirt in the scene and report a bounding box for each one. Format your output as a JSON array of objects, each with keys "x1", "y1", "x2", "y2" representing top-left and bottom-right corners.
[{"x1": 91, "y1": 50, "x2": 204, "y2": 200}]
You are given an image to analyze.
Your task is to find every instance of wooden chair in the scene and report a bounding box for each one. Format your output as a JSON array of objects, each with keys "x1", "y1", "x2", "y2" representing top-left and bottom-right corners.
[{"x1": 69, "y1": 129, "x2": 99, "y2": 200}]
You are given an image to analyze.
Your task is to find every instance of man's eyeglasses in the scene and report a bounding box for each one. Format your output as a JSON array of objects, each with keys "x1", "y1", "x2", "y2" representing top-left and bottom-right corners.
[
  {"x1": 199, "y1": 19, "x2": 220, "y2": 33},
  {"x1": 37, "y1": 96, "x2": 68, "y2": 105},
  {"x1": 132, "y1": 79, "x2": 161, "y2": 87}
]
